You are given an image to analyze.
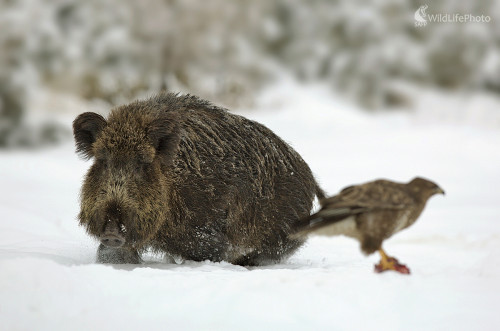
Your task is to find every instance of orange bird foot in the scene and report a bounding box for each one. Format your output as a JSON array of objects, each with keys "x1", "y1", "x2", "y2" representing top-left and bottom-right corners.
[{"x1": 374, "y1": 257, "x2": 411, "y2": 274}]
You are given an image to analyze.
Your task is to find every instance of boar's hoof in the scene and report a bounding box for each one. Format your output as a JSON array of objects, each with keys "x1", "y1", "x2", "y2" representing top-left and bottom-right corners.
[{"x1": 97, "y1": 244, "x2": 142, "y2": 264}]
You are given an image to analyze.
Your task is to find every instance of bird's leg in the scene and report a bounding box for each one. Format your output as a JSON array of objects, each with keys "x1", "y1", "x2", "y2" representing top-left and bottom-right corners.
[{"x1": 374, "y1": 249, "x2": 410, "y2": 274}]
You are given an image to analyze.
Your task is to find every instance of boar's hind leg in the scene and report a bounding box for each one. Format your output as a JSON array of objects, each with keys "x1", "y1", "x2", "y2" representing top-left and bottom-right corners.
[{"x1": 96, "y1": 244, "x2": 142, "y2": 264}]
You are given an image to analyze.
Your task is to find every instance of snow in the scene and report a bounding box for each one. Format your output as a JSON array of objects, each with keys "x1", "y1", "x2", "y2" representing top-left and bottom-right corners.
[{"x1": 1, "y1": 83, "x2": 500, "y2": 330}]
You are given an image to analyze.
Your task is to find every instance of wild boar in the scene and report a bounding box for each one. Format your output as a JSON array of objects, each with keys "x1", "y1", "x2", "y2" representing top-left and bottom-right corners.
[{"x1": 73, "y1": 92, "x2": 324, "y2": 265}]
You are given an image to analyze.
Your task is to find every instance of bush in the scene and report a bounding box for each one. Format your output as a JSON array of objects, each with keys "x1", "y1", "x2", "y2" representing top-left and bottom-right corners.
[{"x1": 1, "y1": 0, "x2": 499, "y2": 148}]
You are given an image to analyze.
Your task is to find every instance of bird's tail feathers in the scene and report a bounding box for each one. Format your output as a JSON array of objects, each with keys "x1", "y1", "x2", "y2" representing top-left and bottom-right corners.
[{"x1": 291, "y1": 206, "x2": 366, "y2": 238}]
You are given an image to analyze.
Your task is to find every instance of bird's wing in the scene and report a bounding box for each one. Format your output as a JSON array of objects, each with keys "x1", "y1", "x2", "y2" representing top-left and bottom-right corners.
[
  {"x1": 292, "y1": 180, "x2": 415, "y2": 236},
  {"x1": 322, "y1": 180, "x2": 414, "y2": 210}
]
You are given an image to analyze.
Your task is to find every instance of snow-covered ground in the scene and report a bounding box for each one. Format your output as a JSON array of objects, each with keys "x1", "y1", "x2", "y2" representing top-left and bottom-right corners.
[{"x1": 1, "y1": 83, "x2": 500, "y2": 330}]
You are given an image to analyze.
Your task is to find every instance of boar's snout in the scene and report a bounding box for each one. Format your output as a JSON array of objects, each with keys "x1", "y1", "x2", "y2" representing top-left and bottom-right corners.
[{"x1": 100, "y1": 220, "x2": 126, "y2": 248}]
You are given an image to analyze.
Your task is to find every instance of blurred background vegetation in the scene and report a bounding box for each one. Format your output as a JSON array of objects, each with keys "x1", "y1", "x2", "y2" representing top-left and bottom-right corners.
[{"x1": 1, "y1": 0, "x2": 499, "y2": 148}]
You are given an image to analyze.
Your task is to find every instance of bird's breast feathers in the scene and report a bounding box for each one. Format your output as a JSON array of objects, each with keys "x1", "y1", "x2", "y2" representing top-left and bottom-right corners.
[{"x1": 392, "y1": 210, "x2": 412, "y2": 233}]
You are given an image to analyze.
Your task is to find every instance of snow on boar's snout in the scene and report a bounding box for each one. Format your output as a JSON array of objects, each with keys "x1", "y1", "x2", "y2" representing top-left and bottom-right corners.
[{"x1": 73, "y1": 93, "x2": 324, "y2": 265}]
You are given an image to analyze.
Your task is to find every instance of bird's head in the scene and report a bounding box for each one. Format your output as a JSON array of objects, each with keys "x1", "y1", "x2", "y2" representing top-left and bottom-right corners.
[{"x1": 408, "y1": 177, "x2": 445, "y2": 200}]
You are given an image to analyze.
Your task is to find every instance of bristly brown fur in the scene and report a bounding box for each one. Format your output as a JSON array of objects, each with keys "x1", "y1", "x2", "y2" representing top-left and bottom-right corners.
[{"x1": 73, "y1": 92, "x2": 324, "y2": 265}]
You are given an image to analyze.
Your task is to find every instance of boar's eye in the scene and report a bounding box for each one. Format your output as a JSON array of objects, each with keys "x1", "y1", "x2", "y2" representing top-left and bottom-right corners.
[
  {"x1": 94, "y1": 158, "x2": 108, "y2": 170},
  {"x1": 98, "y1": 156, "x2": 106, "y2": 164},
  {"x1": 134, "y1": 162, "x2": 147, "y2": 172}
]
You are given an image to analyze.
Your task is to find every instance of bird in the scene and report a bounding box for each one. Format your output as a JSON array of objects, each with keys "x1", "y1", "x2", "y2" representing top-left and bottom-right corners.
[{"x1": 292, "y1": 177, "x2": 444, "y2": 274}]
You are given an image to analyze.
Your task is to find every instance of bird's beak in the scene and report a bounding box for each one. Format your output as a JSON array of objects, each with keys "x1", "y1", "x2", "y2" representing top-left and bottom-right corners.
[{"x1": 435, "y1": 187, "x2": 445, "y2": 195}]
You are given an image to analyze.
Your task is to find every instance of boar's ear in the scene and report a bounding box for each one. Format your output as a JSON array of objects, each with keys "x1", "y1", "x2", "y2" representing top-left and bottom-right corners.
[
  {"x1": 73, "y1": 112, "x2": 107, "y2": 159},
  {"x1": 148, "y1": 112, "x2": 181, "y2": 165}
]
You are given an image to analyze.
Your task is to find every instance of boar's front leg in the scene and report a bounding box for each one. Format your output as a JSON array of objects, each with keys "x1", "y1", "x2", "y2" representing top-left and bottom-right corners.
[{"x1": 96, "y1": 244, "x2": 142, "y2": 264}]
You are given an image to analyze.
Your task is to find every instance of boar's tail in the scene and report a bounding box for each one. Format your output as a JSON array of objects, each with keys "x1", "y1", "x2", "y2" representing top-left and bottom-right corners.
[{"x1": 315, "y1": 183, "x2": 327, "y2": 201}]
